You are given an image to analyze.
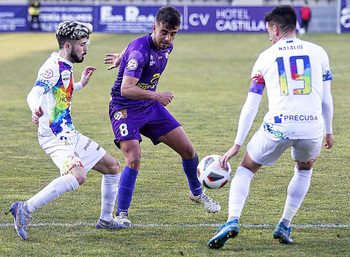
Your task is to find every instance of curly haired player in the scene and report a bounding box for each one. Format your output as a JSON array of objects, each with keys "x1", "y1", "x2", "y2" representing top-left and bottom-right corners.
[{"x1": 6, "y1": 21, "x2": 128, "y2": 240}]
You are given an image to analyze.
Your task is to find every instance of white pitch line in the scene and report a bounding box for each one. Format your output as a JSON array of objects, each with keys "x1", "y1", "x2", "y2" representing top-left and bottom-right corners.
[{"x1": 1, "y1": 223, "x2": 350, "y2": 228}]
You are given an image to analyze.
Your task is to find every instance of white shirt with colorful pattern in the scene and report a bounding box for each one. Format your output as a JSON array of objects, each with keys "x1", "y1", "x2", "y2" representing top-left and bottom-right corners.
[{"x1": 27, "y1": 52, "x2": 82, "y2": 137}]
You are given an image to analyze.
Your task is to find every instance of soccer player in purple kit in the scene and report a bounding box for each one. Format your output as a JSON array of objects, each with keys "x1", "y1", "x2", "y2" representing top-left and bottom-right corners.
[{"x1": 104, "y1": 6, "x2": 220, "y2": 226}]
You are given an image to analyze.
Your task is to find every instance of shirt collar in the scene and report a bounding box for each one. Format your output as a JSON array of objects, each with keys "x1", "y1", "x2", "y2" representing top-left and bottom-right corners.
[{"x1": 51, "y1": 52, "x2": 74, "y2": 67}]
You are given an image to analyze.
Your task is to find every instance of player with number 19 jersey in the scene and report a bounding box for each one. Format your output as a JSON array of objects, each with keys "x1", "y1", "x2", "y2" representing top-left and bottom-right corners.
[{"x1": 250, "y1": 38, "x2": 332, "y2": 140}]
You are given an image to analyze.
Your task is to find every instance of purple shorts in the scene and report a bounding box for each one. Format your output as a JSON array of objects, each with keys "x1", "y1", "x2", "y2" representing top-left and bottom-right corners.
[{"x1": 109, "y1": 100, "x2": 181, "y2": 147}]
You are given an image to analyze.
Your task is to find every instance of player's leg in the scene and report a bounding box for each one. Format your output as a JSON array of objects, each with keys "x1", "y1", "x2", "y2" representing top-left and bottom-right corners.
[
  {"x1": 7, "y1": 135, "x2": 84, "y2": 240},
  {"x1": 93, "y1": 155, "x2": 124, "y2": 228},
  {"x1": 209, "y1": 129, "x2": 289, "y2": 249},
  {"x1": 228, "y1": 129, "x2": 288, "y2": 222},
  {"x1": 110, "y1": 105, "x2": 145, "y2": 226},
  {"x1": 208, "y1": 151, "x2": 258, "y2": 249},
  {"x1": 158, "y1": 126, "x2": 200, "y2": 192},
  {"x1": 72, "y1": 132, "x2": 126, "y2": 229},
  {"x1": 274, "y1": 138, "x2": 322, "y2": 244},
  {"x1": 30, "y1": 16, "x2": 34, "y2": 30},
  {"x1": 25, "y1": 165, "x2": 85, "y2": 212},
  {"x1": 112, "y1": 140, "x2": 141, "y2": 226},
  {"x1": 36, "y1": 15, "x2": 41, "y2": 30},
  {"x1": 138, "y1": 102, "x2": 220, "y2": 212},
  {"x1": 7, "y1": 165, "x2": 84, "y2": 240},
  {"x1": 158, "y1": 126, "x2": 220, "y2": 213}
]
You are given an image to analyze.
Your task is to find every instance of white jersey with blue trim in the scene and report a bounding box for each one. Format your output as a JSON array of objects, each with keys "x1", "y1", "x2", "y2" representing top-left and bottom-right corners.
[{"x1": 250, "y1": 38, "x2": 332, "y2": 140}]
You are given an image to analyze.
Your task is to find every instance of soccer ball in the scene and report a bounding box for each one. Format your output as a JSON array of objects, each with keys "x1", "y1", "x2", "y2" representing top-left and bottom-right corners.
[{"x1": 197, "y1": 154, "x2": 232, "y2": 189}]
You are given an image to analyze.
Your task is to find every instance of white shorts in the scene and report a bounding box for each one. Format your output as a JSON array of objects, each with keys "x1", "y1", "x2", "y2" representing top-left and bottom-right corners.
[
  {"x1": 39, "y1": 130, "x2": 106, "y2": 175},
  {"x1": 247, "y1": 126, "x2": 323, "y2": 166}
]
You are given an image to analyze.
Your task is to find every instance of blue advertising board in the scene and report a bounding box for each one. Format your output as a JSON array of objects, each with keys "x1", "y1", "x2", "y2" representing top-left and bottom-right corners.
[
  {"x1": 39, "y1": 5, "x2": 95, "y2": 31},
  {"x1": 340, "y1": 0, "x2": 350, "y2": 32},
  {"x1": 181, "y1": 6, "x2": 270, "y2": 32},
  {"x1": 97, "y1": 5, "x2": 158, "y2": 33},
  {"x1": 0, "y1": 5, "x2": 28, "y2": 32},
  {"x1": 0, "y1": 5, "x2": 276, "y2": 33},
  {"x1": 2, "y1": 4, "x2": 343, "y2": 34}
]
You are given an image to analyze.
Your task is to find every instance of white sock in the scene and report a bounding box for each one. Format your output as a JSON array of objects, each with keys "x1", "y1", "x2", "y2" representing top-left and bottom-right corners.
[
  {"x1": 228, "y1": 166, "x2": 254, "y2": 222},
  {"x1": 25, "y1": 174, "x2": 79, "y2": 213},
  {"x1": 99, "y1": 173, "x2": 120, "y2": 222},
  {"x1": 280, "y1": 167, "x2": 313, "y2": 227}
]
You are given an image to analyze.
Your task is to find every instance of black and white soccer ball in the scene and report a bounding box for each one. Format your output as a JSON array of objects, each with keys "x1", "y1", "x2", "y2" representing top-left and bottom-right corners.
[{"x1": 197, "y1": 154, "x2": 232, "y2": 189}]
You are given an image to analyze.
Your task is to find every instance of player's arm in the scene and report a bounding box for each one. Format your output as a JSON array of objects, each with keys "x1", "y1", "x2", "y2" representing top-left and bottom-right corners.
[
  {"x1": 27, "y1": 86, "x2": 44, "y2": 124},
  {"x1": 322, "y1": 80, "x2": 334, "y2": 149},
  {"x1": 220, "y1": 75, "x2": 264, "y2": 169},
  {"x1": 28, "y1": 64, "x2": 59, "y2": 124},
  {"x1": 74, "y1": 66, "x2": 96, "y2": 91},
  {"x1": 104, "y1": 47, "x2": 127, "y2": 70},
  {"x1": 121, "y1": 75, "x2": 174, "y2": 106}
]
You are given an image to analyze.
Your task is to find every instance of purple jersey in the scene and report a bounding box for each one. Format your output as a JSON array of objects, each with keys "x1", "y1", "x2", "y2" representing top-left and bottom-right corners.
[{"x1": 110, "y1": 34, "x2": 173, "y2": 110}]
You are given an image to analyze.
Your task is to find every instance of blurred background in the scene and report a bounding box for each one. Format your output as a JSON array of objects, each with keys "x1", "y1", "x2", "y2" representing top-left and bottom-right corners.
[{"x1": 0, "y1": 1, "x2": 348, "y2": 34}]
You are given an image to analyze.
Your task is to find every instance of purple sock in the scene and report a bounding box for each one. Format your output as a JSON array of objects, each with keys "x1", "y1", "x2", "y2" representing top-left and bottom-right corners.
[
  {"x1": 117, "y1": 166, "x2": 138, "y2": 214},
  {"x1": 182, "y1": 153, "x2": 202, "y2": 195}
]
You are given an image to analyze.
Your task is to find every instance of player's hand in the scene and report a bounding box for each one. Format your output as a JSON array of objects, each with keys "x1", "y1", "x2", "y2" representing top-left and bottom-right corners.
[
  {"x1": 80, "y1": 66, "x2": 96, "y2": 87},
  {"x1": 104, "y1": 53, "x2": 122, "y2": 70},
  {"x1": 32, "y1": 106, "x2": 44, "y2": 124},
  {"x1": 156, "y1": 91, "x2": 174, "y2": 106},
  {"x1": 324, "y1": 133, "x2": 334, "y2": 149},
  {"x1": 220, "y1": 144, "x2": 241, "y2": 169}
]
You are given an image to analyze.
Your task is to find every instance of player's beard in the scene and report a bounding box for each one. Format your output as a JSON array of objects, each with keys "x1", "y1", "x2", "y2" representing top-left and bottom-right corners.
[{"x1": 70, "y1": 46, "x2": 85, "y2": 63}]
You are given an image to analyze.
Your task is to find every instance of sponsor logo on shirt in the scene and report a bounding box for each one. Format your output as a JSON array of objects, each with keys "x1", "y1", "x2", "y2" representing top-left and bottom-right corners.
[
  {"x1": 42, "y1": 69, "x2": 53, "y2": 79},
  {"x1": 61, "y1": 70, "x2": 71, "y2": 89},
  {"x1": 127, "y1": 58, "x2": 138, "y2": 70},
  {"x1": 149, "y1": 55, "x2": 155, "y2": 66},
  {"x1": 274, "y1": 114, "x2": 319, "y2": 123},
  {"x1": 84, "y1": 138, "x2": 92, "y2": 150}
]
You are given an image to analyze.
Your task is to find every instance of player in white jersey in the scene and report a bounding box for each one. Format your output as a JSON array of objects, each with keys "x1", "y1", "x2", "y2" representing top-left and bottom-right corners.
[
  {"x1": 208, "y1": 5, "x2": 334, "y2": 249},
  {"x1": 6, "y1": 21, "x2": 128, "y2": 241}
]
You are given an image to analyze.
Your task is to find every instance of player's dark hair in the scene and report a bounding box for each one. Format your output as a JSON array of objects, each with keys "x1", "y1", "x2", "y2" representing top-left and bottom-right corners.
[
  {"x1": 56, "y1": 21, "x2": 92, "y2": 49},
  {"x1": 264, "y1": 5, "x2": 297, "y2": 35},
  {"x1": 156, "y1": 6, "x2": 181, "y2": 29}
]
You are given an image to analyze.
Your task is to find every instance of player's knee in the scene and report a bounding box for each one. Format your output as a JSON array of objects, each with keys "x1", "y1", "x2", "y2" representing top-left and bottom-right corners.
[
  {"x1": 69, "y1": 167, "x2": 87, "y2": 185},
  {"x1": 180, "y1": 144, "x2": 195, "y2": 160},
  {"x1": 110, "y1": 158, "x2": 121, "y2": 175},
  {"x1": 74, "y1": 173, "x2": 86, "y2": 185},
  {"x1": 296, "y1": 160, "x2": 314, "y2": 170},
  {"x1": 126, "y1": 156, "x2": 140, "y2": 170}
]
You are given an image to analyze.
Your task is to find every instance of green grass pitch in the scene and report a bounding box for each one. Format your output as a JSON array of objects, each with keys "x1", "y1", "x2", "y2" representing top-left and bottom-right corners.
[{"x1": 0, "y1": 32, "x2": 349, "y2": 256}]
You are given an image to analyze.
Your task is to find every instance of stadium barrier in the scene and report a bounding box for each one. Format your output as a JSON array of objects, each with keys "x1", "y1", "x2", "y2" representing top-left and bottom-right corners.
[{"x1": 0, "y1": 2, "x2": 348, "y2": 33}]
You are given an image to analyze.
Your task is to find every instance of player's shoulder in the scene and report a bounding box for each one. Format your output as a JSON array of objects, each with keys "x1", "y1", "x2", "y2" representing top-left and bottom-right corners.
[
  {"x1": 37, "y1": 52, "x2": 60, "y2": 83},
  {"x1": 128, "y1": 34, "x2": 151, "y2": 51},
  {"x1": 301, "y1": 39, "x2": 330, "y2": 62},
  {"x1": 298, "y1": 38, "x2": 328, "y2": 53},
  {"x1": 125, "y1": 35, "x2": 152, "y2": 63}
]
